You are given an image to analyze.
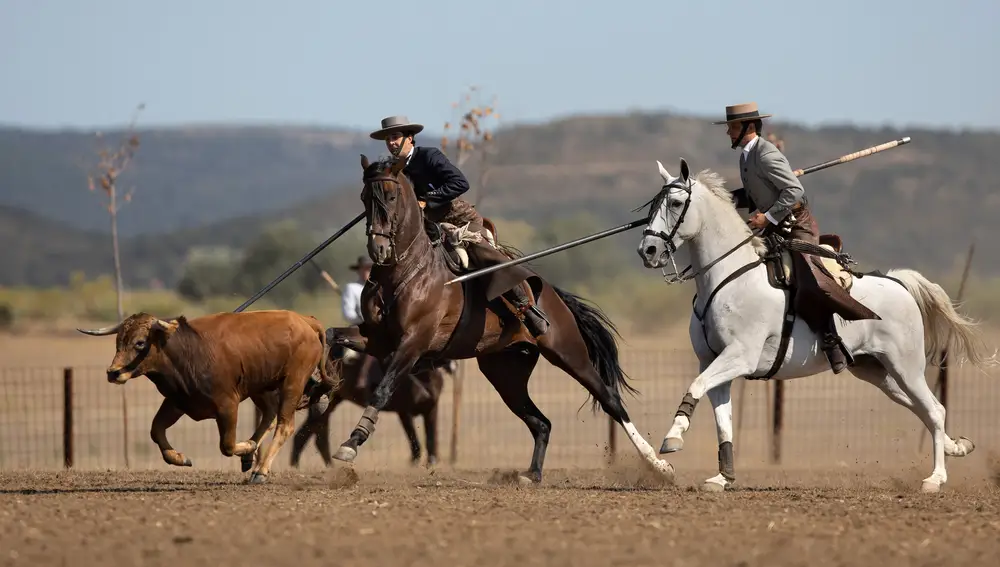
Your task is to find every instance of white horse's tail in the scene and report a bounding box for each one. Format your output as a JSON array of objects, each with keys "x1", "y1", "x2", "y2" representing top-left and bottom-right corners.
[{"x1": 886, "y1": 268, "x2": 997, "y2": 371}]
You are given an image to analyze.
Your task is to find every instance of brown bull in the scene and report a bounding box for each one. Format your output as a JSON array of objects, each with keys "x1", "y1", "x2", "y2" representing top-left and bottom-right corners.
[{"x1": 77, "y1": 310, "x2": 339, "y2": 483}]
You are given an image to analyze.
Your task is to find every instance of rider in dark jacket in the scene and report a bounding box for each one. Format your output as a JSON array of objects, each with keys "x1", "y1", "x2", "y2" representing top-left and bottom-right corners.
[{"x1": 369, "y1": 115, "x2": 549, "y2": 337}]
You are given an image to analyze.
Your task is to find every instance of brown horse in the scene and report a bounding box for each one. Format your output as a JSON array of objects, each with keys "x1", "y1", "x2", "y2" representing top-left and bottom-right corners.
[
  {"x1": 326, "y1": 154, "x2": 674, "y2": 484},
  {"x1": 290, "y1": 349, "x2": 453, "y2": 467}
]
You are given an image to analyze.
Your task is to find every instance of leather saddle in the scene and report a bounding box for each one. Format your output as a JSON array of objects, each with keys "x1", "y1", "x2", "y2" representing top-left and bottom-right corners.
[
  {"x1": 425, "y1": 216, "x2": 501, "y2": 275},
  {"x1": 764, "y1": 233, "x2": 855, "y2": 292}
]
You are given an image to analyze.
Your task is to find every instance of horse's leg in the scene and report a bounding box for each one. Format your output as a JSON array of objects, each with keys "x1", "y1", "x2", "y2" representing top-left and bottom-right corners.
[
  {"x1": 333, "y1": 332, "x2": 430, "y2": 463},
  {"x1": 424, "y1": 401, "x2": 439, "y2": 466},
  {"x1": 536, "y1": 290, "x2": 673, "y2": 479},
  {"x1": 661, "y1": 346, "x2": 756, "y2": 454},
  {"x1": 398, "y1": 412, "x2": 422, "y2": 465},
  {"x1": 477, "y1": 350, "x2": 549, "y2": 484},
  {"x1": 312, "y1": 396, "x2": 340, "y2": 466},
  {"x1": 290, "y1": 395, "x2": 341, "y2": 467},
  {"x1": 702, "y1": 382, "x2": 736, "y2": 492},
  {"x1": 150, "y1": 399, "x2": 191, "y2": 467},
  {"x1": 859, "y1": 353, "x2": 973, "y2": 492}
]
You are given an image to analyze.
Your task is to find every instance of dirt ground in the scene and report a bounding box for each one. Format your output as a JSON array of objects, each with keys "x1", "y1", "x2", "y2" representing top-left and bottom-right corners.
[{"x1": 1, "y1": 464, "x2": 999, "y2": 567}]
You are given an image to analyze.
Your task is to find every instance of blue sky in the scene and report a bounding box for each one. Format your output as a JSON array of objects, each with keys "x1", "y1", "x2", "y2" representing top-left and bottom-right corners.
[{"x1": 1, "y1": 0, "x2": 997, "y2": 132}]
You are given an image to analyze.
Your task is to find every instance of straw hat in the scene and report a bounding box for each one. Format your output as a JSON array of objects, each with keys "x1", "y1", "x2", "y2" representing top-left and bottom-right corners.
[
  {"x1": 369, "y1": 115, "x2": 424, "y2": 140},
  {"x1": 712, "y1": 102, "x2": 774, "y2": 125}
]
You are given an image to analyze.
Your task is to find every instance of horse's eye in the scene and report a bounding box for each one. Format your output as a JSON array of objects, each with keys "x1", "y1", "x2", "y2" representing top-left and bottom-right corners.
[{"x1": 669, "y1": 200, "x2": 683, "y2": 209}]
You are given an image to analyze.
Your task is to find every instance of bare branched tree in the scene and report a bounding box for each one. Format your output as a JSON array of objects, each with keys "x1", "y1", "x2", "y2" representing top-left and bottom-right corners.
[
  {"x1": 86, "y1": 103, "x2": 144, "y2": 323},
  {"x1": 440, "y1": 86, "x2": 500, "y2": 207}
]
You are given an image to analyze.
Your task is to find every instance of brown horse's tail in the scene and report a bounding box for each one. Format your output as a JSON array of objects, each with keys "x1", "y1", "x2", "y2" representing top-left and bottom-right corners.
[{"x1": 551, "y1": 285, "x2": 639, "y2": 413}]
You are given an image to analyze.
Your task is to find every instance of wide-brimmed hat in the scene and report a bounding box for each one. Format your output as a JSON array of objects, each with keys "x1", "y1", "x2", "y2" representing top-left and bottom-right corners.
[
  {"x1": 369, "y1": 115, "x2": 424, "y2": 140},
  {"x1": 348, "y1": 255, "x2": 373, "y2": 270},
  {"x1": 712, "y1": 102, "x2": 774, "y2": 125}
]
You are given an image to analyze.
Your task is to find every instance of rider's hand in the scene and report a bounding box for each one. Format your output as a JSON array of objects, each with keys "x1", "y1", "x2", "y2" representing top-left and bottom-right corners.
[
  {"x1": 418, "y1": 200, "x2": 426, "y2": 209},
  {"x1": 747, "y1": 212, "x2": 769, "y2": 230}
]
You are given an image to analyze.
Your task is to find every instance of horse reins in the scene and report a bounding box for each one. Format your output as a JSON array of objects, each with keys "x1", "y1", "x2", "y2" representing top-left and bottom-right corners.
[{"x1": 362, "y1": 172, "x2": 431, "y2": 314}]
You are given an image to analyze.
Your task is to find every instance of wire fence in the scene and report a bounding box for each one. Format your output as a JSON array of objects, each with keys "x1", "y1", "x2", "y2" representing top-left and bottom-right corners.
[{"x1": 1, "y1": 348, "x2": 998, "y2": 473}]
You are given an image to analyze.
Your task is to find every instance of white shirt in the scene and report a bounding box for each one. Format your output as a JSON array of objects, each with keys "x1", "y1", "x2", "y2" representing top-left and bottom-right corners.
[
  {"x1": 341, "y1": 281, "x2": 365, "y2": 326},
  {"x1": 741, "y1": 135, "x2": 778, "y2": 226}
]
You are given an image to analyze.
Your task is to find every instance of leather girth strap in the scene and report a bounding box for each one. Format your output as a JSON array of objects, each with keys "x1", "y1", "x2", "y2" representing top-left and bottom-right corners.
[{"x1": 693, "y1": 254, "x2": 796, "y2": 381}]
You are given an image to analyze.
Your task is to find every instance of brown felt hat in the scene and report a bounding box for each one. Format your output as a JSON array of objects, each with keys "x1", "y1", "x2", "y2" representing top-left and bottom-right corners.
[
  {"x1": 712, "y1": 102, "x2": 774, "y2": 125},
  {"x1": 369, "y1": 115, "x2": 424, "y2": 140},
  {"x1": 349, "y1": 255, "x2": 373, "y2": 270}
]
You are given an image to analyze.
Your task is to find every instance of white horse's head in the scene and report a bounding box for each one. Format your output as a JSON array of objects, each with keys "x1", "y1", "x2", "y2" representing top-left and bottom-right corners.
[
  {"x1": 636, "y1": 158, "x2": 759, "y2": 270},
  {"x1": 636, "y1": 158, "x2": 699, "y2": 269}
]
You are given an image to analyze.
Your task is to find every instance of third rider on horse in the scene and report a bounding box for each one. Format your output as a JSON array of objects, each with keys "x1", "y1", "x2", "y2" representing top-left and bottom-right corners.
[{"x1": 368, "y1": 115, "x2": 550, "y2": 337}]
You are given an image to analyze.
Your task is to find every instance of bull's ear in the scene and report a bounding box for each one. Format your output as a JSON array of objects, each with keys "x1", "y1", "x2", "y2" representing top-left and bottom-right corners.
[{"x1": 152, "y1": 318, "x2": 179, "y2": 336}]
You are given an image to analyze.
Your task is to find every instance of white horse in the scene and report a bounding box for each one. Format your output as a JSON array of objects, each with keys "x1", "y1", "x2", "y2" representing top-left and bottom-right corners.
[{"x1": 635, "y1": 157, "x2": 995, "y2": 493}]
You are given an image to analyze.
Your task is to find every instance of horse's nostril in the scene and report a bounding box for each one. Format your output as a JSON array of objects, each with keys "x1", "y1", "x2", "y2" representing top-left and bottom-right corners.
[{"x1": 645, "y1": 246, "x2": 657, "y2": 258}]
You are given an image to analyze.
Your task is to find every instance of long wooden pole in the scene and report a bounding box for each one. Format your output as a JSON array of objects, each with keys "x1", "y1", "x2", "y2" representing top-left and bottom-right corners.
[{"x1": 445, "y1": 137, "x2": 913, "y2": 286}]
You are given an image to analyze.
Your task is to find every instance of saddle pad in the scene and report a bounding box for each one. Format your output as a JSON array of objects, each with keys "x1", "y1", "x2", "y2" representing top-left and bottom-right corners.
[{"x1": 779, "y1": 245, "x2": 853, "y2": 291}]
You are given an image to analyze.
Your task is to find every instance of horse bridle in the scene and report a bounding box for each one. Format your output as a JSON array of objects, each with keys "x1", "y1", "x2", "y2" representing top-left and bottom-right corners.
[
  {"x1": 640, "y1": 177, "x2": 756, "y2": 284},
  {"x1": 639, "y1": 178, "x2": 693, "y2": 282},
  {"x1": 363, "y1": 173, "x2": 418, "y2": 266}
]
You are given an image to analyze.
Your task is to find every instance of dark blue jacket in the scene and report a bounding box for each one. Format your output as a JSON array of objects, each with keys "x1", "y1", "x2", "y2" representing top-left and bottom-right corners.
[{"x1": 403, "y1": 146, "x2": 470, "y2": 209}]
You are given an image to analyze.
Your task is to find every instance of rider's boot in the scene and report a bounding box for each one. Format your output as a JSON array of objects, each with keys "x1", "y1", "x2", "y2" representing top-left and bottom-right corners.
[
  {"x1": 502, "y1": 284, "x2": 550, "y2": 337},
  {"x1": 821, "y1": 316, "x2": 853, "y2": 374}
]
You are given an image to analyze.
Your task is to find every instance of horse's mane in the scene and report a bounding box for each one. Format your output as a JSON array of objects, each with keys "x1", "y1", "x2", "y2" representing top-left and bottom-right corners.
[{"x1": 691, "y1": 169, "x2": 767, "y2": 256}]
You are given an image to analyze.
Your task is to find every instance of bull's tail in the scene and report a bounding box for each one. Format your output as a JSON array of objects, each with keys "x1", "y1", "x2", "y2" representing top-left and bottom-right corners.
[{"x1": 317, "y1": 327, "x2": 343, "y2": 394}]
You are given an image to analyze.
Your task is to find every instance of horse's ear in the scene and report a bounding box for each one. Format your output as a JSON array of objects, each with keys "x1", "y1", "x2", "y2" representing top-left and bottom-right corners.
[
  {"x1": 679, "y1": 158, "x2": 690, "y2": 182},
  {"x1": 360, "y1": 154, "x2": 370, "y2": 170},
  {"x1": 390, "y1": 155, "x2": 407, "y2": 175},
  {"x1": 656, "y1": 160, "x2": 673, "y2": 182}
]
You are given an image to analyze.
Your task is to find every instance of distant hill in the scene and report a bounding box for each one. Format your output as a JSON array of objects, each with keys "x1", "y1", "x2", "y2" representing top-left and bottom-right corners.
[
  {"x1": 2, "y1": 112, "x2": 999, "y2": 288},
  {"x1": 0, "y1": 125, "x2": 384, "y2": 236}
]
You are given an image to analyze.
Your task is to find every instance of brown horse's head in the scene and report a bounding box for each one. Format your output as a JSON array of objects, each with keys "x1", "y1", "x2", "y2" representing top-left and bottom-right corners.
[{"x1": 359, "y1": 154, "x2": 423, "y2": 265}]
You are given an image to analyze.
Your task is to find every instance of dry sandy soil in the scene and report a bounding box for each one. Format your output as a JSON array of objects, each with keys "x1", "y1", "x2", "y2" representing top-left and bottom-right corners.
[{"x1": 1, "y1": 464, "x2": 999, "y2": 567}]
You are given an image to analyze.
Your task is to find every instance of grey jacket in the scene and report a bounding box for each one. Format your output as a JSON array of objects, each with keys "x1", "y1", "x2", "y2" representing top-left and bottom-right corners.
[{"x1": 736, "y1": 137, "x2": 806, "y2": 223}]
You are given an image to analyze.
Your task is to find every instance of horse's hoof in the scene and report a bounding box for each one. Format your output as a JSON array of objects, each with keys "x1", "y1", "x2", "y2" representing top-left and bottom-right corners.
[
  {"x1": 333, "y1": 446, "x2": 358, "y2": 463},
  {"x1": 426, "y1": 456, "x2": 438, "y2": 467},
  {"x1": 659, "y1": 437, "x2": 684, "y2": 454},
  {"x1": 957, "y1": 436, "x2": 975, "y2": 455},
  {"x1": 701, "y1": 480, "x2": 727, "y2": 493},
  {"x1": 180, "y1": 457, "x2": 193, "y2": 467},
  {"x1": 652, "y1": 459, "x2": 676, "y2": 481},
  {"x1": 920, "y1": 480, "x2": 942, "y2": 493},
  {"x1": 248, "y1": 472, "x2": 268, "y2": 485},
  {"x1": 240, "y1": 454, "x2": 254, "y2": 473},
  {"x1": 517, "y1": 475, "x2": 537, "y2": 487}
]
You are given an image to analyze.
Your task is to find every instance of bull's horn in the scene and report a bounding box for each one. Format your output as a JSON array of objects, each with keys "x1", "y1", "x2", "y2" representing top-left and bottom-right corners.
[{"x1": 76, "y1": 322, "x2": 123, "y2": 336}]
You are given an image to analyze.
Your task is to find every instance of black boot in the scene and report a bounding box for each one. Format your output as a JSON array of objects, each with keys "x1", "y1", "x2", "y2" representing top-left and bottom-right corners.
[
  {"x1": 821, "y1": 317, "x2": 853, "y2": 374},
  {"x1": 503, "y1": 286, "x2": 550, "y2": 337}
]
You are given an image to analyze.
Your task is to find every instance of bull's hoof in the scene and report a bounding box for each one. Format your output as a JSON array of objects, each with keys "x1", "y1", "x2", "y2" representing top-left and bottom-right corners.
[
  {"x1": 240, "y1": 453, "x2": 254, "y2": 473},
  {"x1": 659, "y1": 436, "x2": 684, "y2": 454},
  {"x1": 426, "y1": 455, "x2": 438, "y2": 467},
  {"x1": 333, "y1": 445, "x2": 358, "y2": 463},
  {"x1": 248, "y1": 472, "x2": 268, "y2": 485},
  {"x1": 181, "y1": 457, "x2": 193, "y2": 467}
]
